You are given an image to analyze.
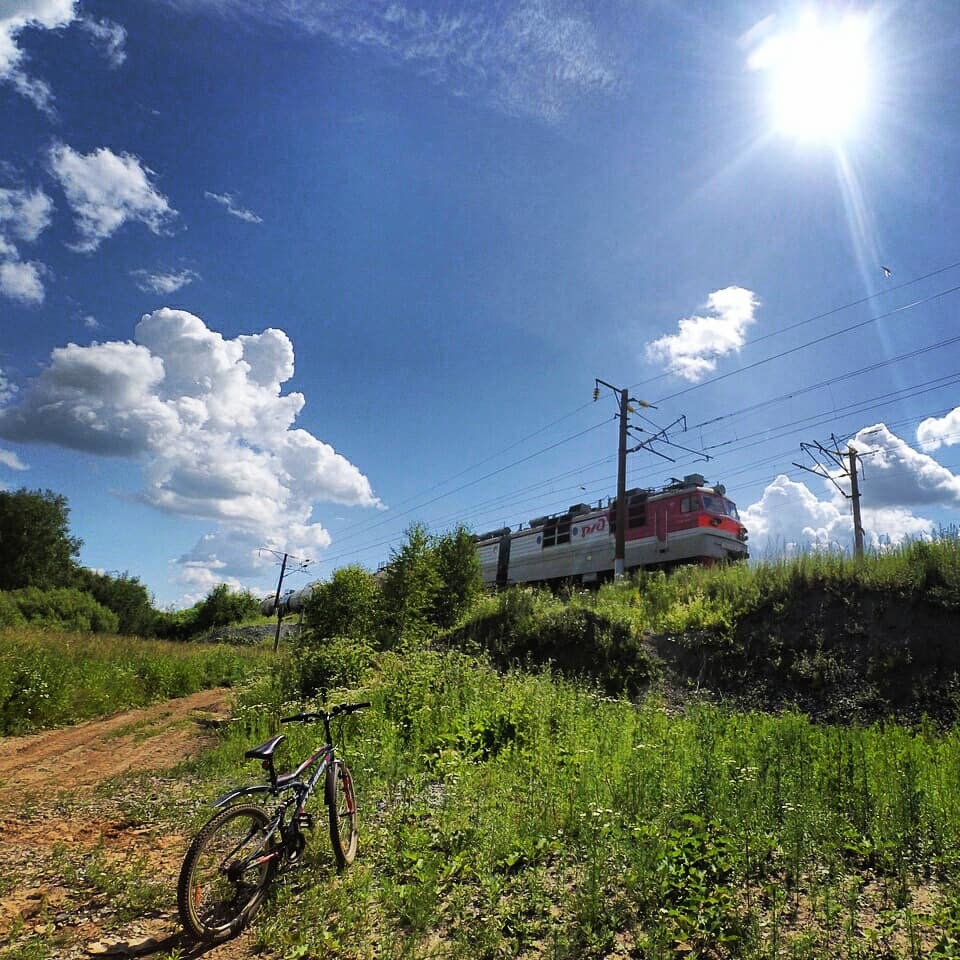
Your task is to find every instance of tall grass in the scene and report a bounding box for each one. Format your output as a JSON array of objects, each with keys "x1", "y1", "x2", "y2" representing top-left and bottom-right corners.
[
  {"x1": 0, "y1": 627, "x2": 270, "y2": 735},
  {"x1": 193, "y1": 647, "x2": 960, "y2": 958}
]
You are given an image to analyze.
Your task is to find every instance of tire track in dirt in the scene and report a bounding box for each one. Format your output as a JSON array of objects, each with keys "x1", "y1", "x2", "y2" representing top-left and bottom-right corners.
[
  {"x1": 0, "y1": 688, "x2": 232, "y2": 803},
  {"x1": 0, "y1": 689, "x2": 272, "y2": 958}
]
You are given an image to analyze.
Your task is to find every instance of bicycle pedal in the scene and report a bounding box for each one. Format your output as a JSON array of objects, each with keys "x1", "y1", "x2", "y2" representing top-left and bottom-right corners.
[{"x1": 294, "y1": 812, "x2": 315, "y2": 831}]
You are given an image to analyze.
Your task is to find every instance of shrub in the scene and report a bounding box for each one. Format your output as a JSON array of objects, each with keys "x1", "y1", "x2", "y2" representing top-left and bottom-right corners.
[
  {"x1": 193, "y1": 584, "x2": 262, "y2": 633},
  {"x1": 303, "y1": 566, "x2": 380, "y2": 641},
  {"x1": 0, "y1": 592, "x2": 25, "y2": 627},
  {"x1": 7, "y1": 586, "x2": 119, "y2": 633},
  {"x1": 450, "y1": 587, "x2": 657, "y2": 695},
  {"x1": 72, "y1": 568, "x2": 157, "y2": 635},
  {"x1": 295, "y1": 635, "x2": 377, "y2": 699}
]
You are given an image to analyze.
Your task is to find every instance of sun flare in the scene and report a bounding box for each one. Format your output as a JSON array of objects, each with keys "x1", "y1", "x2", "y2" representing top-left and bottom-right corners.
[{"x1": 750, "y1": 11, "x2": 872, "y2": 144}]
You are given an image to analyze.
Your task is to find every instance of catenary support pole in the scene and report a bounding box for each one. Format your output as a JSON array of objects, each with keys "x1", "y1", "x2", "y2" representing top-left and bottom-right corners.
[
  {"x1": 272, "y1": 552, "x2": 288, "y2": 653},
  {"x1": 615, "y1": 388, "x2": 628, "y2": 580},
  {"x1": 848, "y1": 447, "x2": 864, "y2": 560}
]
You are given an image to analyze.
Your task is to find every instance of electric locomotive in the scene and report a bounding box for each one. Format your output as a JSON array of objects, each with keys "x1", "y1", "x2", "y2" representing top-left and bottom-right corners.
[{"x1": 475, "y1": 473, "x2": 748, "y2": 588}]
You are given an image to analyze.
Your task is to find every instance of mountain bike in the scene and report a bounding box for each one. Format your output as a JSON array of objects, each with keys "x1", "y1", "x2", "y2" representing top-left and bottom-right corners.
[{"x1": 177, "y1": 701, "x2": 370, "y2": 942}]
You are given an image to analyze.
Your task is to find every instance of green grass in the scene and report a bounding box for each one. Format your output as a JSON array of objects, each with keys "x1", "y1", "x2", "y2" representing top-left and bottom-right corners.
[
  {"x1": 0, "y1": 627, "x2": 271, "y2": 735},
  {"x1": 174, "y1": 646, "x2": 960, "y2": 958}
]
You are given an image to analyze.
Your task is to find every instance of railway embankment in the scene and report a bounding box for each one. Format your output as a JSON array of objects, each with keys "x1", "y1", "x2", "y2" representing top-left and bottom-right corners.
[
  {"x1": 447, "y1": 536, "x2": 960, "y2": 724},
  {"x1": 647, "y1": 584, "x2": 960, "y2": 723}
]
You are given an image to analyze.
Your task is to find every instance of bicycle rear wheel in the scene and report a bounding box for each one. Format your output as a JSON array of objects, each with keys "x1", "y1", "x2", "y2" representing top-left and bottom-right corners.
[
  {"x1": 326, "y1": 761, "x2": 358, "y2": 869},
  {"x1": 177, "y1": 803, "x2": 277, "y2": 942}
]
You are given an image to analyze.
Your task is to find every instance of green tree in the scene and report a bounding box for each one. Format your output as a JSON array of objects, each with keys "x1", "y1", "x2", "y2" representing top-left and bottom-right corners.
[
  {"x1": 303, "y1": 565, "x2": 381, "y2": 640},
  {"x1": 0, "y1": 488, "x2": 82, "y2": 590},
  {"x1": 193, "y1": 584, "x2": 262, "y2": 634},
  {"x1": 378, "y1": 523, "x2": 441, "y2": 646},
  {"x1": 72, "y1": 568, "x2": 157, "y2": 636},
  {"x1": 433, "y1": 525, "x2": 483, "y2": 628}
]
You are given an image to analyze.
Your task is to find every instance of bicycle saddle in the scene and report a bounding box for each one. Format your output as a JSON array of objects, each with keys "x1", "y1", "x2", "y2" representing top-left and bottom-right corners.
[{"x1": 245, "y1": 734, "x2": 286, "y2": 761}]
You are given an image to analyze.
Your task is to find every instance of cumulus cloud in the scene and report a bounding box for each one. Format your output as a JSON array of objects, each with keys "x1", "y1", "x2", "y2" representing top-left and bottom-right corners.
[
  {"x1": 49, "y1": 144, "x2": 176, "y2": 252},
  {"x1": 162, "y1": 0, "x2": 617, "y2": 121},
  {"x1": 0, "y1": 0, "x2": 74, "y2": 111},
  {"x1": 204, "y1": 191, "x2": 263, "y2": 224},
  {"x1": 0, "y1": 309, "x2": 380, "y2": 593},
  {"x1": 0, "y1": 186, "x2": 54, "y2": 242},
  {"x1": 741, "y1": 473, "x2": 936, "y2": 558},
  {"x1": 132, "y1": 267, "x2": 200, "y2": 294},
  {"x1": 0, "y1": 258, "x2": 46, "y2": 303},
  {"x1": 741, "y1": 423, "x2": 959, "y2": 557},
  {"x1": 78, "y1": 16, "x2": 126, "y2": 67},
  {"x1": 846, "y1": 424, "x2": 960, "y2": 508},
  {"x1": 917, "y1": 407, "x2": 960, "y2": 452},
  {"x1": 0, "y1": 448, "x2": 28, "y2": 470},
  {"x1": 0, "y1": 185, "x2": 54, "y2": 303},
  {"x1": 645, "y1": 287, "x2": 759, "y2": 382},
  {"x1": 0, "y1": 367, "x2": 16, "y2": 405}
]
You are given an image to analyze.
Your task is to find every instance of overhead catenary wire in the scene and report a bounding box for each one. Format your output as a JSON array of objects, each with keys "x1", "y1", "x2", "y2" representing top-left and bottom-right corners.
[
  {"x1": 318, "y1": 263, "x2": 960, "y2": 570},
  {"x1": 324, "y1": 260, "x2": 960, "y2": 552}
]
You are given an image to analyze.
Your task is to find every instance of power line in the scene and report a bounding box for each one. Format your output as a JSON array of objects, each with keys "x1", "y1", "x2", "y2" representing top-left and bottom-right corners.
[
  {"x1": 330, "y1": 261, "x2": 960, "y2": 551},
  {"x1": 653, "y1": 282, "x2": 960, "y2": 405}
]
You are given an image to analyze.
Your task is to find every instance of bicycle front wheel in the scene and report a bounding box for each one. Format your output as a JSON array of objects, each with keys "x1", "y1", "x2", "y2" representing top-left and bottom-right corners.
[
  {"x1": 326, "y1": 761, "x2": 358, "y2": 869},
  {"x1": 177, "y1": 803, "x2": 277, "y2": 942}
]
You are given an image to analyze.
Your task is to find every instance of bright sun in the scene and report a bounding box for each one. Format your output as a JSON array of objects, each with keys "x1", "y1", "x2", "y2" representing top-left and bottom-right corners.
[{"x1": 751, "y1": 11, "x2": 872, "y2": 144}]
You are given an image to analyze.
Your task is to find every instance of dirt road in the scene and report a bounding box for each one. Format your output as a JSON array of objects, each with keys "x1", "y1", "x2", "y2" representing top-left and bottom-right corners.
[{"x1": 0, "y1": 689, "x2": 265, "y2": 959}]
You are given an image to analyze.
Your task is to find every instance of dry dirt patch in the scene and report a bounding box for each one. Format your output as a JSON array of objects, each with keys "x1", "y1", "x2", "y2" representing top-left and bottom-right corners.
[{"x1": 0, "y1": 689, "x2": 268, "y2": 958}]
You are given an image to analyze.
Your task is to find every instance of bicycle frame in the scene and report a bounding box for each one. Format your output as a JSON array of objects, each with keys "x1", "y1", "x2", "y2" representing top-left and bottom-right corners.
[
  {"x1": 212, "y1": 742, "x2": 335, "y2": 811},
  {"x1": 178, "y1": 701, "x2": 368, "y2": 942},
  {"x1": 204, "y1": 705, "x2": 366, "y2": 874},
  {"x1": 209, "y1": 744, "x2": 336, "y2": 876}
]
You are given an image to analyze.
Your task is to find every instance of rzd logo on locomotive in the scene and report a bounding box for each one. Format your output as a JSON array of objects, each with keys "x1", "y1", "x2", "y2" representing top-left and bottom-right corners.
[{"x1": 579, "y1": 517, "x2": 607, "y2": 538}]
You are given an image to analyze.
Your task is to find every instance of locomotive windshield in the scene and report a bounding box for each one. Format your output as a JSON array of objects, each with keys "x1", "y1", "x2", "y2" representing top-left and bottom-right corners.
[{"x1": 702, "y1": 494, "x2": 740, "y2": 520}]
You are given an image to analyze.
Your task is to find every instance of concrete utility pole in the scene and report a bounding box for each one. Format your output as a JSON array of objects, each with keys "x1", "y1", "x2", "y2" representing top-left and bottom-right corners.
[
  {"x1": 594, "y1": 378, "x2": 702, "y2": 579},
  {"x1": 594, "y1": 380, "x2": 655, "y2": 580},
  {"x1": 272, "y1": 552, "x2": 288, "y2": 652},
  {"x1": 848, "y1": 446, "x2": 865, "y2": 560},
  {"x1": 615, "y1": 387, "x2": 629, "y2": 579}
]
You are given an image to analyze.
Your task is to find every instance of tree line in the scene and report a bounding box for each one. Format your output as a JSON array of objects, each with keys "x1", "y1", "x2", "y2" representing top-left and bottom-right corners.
[
  {"x1": 0, "y1": 488, "x2": 484, "y2": 647},
  {"x1": 0, "y1": 487, "x2": 261, "y2": 638}
]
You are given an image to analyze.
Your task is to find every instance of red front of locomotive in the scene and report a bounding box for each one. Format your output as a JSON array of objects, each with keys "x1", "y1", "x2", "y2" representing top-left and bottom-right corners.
[{"x1": 610, "y1": 476, "x2": 749, "y2": 568}]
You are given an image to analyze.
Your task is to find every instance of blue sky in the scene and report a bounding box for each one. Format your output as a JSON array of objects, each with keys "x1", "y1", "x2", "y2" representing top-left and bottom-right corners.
[{"x1": 1, "y1": 0, "x2": 960, "y2": 607}]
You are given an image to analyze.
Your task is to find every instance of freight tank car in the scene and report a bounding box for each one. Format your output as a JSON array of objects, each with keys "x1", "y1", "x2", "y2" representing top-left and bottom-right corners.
[{"x1": 475, "y1": 474, "x2": 748, "y2": 588}]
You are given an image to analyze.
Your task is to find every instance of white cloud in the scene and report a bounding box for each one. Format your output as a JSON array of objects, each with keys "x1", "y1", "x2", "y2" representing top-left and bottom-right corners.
[
  {"x1": 742, "y1": 473, "x2": 936, "y2": 557},
  {"x1": 49, "y1": 144, "x2": 177, "y2": 252},
  {"x1": 78, "y1": 16, "x2": 126, "y2": 67},
  {"x1": 0, "y1": 367, "x2": 16, "y2": 405},
  {"x1": 132, "y1": 267, "x2": 200, "y2": 294},
  {"x1": 0, "y1": 0, "x2": 75, "y2": 111},
  {"x1": 741, "y1": 423, "x2": 959, "y2": 558},
  {"x1": 0, "y1": 185, "x2": 53, "y2": 303},
  {"x1": 645, "y1": 286, "x2": 759, "y2": 382},
  {"x1": 917, "y1": 407, "x2": 960, "y2": 452},
  {"x1": 0, "y1": 448, "x2": 28, "y2": 470},
  {"x1": 162, "y1": 0, "x2": 616, "y2": 121},
  {"x1": 0, "y1": 259, "x2": 45, "y2": 303},
  {"x1": 204, "y1": 191, "x2": 263, "y2": 224},
  {"x1": 0, "y1": 308, "x2": 381, "y2": 593},
  {"x1": 846, "y1": 424, "x2": 960, "y2": 508},
  {"x1": 83, "y1": 314, "x2": 99, "y2": 330},
  {"x1": 0, "y1": 186, "x2": 54, "y2": 242}
]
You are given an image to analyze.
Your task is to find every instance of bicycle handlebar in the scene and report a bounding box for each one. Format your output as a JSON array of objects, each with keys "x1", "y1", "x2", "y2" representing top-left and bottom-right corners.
[{"x1": 280, "y1": 701, "x2": 371, "y2": 724}]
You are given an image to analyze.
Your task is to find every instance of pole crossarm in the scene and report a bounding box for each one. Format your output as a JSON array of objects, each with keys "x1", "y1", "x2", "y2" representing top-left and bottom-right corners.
[{"x1": 793, "y1": 438, "x2": 866, "y2": 558}]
